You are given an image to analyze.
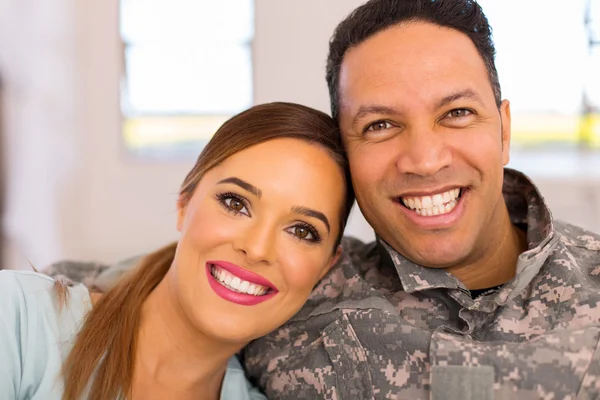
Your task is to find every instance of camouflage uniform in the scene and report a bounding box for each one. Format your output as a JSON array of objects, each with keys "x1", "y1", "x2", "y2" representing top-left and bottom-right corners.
[{"x1": 243, "y1": 168, "x2": 600, "y2": 400}]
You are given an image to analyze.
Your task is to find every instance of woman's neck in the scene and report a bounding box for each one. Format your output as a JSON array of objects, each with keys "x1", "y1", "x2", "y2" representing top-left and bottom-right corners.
[{"x1": 131, "y1": 275, "x2": 243, "y2": 400}]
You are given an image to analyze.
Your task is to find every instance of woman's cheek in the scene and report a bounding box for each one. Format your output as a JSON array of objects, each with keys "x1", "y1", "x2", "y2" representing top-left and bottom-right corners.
[
  {"x1": 187, "y1": 211, "x2": 239, "y2": 244},
  {"x1": 279, "y1": 251, "x2": 328, "y2": 295}
]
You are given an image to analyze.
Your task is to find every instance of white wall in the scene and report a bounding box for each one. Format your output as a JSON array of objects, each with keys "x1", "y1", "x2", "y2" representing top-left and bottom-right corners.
[
  {"x1": 1, "y1": 0, "x2": 598, "y2": 268},
  {"x1": 0, "y1": 0, "x2": 374, "y2": 269},
  {"x1": 252, "y1": 0, "x2": 375, "y2": 245},
  {"x1": 0, "y1": 0, "x2": 80, "y2": 267}
]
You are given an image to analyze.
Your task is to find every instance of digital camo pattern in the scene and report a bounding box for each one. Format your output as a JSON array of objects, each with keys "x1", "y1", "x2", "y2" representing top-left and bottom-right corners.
[{"x1": 243, "y1": 169, "x2": 600, "y2": 400}]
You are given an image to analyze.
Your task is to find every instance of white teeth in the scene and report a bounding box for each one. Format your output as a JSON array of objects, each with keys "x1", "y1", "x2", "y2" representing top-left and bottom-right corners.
[
  {"x1": 401, "y1": 188, "x2": 462, "y2": 217},
  {"x1": 210, "y1": 265, "x2": 270, "y2": 296},
  {"x1": 443, "y1": 192, "x2": 451, "y2": 203},
  {"x1": 231, "y1": 276, "x2": 241, "y2": 288},
  {"x1": 421, "y1": 196, "x2": 433, "y2": 208}
]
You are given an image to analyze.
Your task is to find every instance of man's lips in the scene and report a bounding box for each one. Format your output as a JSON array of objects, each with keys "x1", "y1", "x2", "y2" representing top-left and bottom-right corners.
[
  {"x1": 392, "y1": 187, "x2": 470, "y2": 229},
  {"x1": 395, "y1": 187, "x2": 465, "y2": 217}
]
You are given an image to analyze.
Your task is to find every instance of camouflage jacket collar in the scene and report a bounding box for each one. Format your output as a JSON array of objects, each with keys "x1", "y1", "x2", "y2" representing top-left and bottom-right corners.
[{"x1": 380, "y1": 168, "x2": 560, "y2": 298}]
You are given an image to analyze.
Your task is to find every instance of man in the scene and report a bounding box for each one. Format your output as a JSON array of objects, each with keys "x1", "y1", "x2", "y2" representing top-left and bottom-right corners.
[
  {"x1": 242, "y1": 0, "x2": 600, "y2": 399},
  {"x1": 44, "y1": 0, "x2": 600, "y2": 398}
]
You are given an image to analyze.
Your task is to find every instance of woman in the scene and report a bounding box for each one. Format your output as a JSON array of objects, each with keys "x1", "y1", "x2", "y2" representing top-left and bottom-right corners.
[{"x1": 0, "y1": 102, "x2": 355, "y2": 400}]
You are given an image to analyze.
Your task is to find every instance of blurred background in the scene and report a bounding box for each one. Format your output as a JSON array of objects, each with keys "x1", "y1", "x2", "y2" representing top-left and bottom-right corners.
[{"x1": 0, "y1": 0, "x2": 599, "y2": 269}]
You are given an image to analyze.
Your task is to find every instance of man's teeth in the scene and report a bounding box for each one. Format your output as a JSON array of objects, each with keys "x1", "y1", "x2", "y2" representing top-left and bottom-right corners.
[
  {"x1": 210, "y1": 266, "x2": 270, "y2": 296},
  {"x1": 401, "y1": 188, "x2": 461, "y2": 216}
]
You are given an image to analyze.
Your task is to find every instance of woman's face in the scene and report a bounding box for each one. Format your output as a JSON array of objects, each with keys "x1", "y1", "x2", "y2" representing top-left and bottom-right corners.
[{"x1": 170, "y1": 137, "x2": 346, "y2": 343}]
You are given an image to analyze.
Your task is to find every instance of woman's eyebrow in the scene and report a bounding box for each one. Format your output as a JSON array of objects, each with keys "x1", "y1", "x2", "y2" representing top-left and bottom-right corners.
[
  {"x1": 291, "y1": 206, "x2": 331, "y2": 234},
  {"x1": 217, "y1": 177, "x2": 262, "y2": 198}
]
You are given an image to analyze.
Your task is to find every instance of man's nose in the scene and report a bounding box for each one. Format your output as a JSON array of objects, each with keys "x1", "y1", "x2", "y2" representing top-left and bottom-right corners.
[{"x1": 395, "y1": 127, "x2": 452, "y2": 177}]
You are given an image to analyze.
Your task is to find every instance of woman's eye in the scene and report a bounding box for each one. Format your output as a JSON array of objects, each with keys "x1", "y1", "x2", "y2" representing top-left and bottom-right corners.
[
  {"x1": 294, "y1": 226, "x2": 311, "y2": 239},
  {"x1": 216, "y1": 192, "x2": 250, "y2": 216},
  {"x1": 365, "y1": 121, "x2": 392, "y2": 132},
  {"x1": 286, "y1": 224, "x2": 321, "y2": 243},
  {"x1": 224, "y1": 198, "x2": 245, "y2": 213}
]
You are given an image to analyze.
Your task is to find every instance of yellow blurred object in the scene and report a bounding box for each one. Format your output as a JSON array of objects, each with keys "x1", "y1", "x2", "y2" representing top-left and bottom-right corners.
[
  {"x1": 123, "y1": 113, "x2": 600, "y2": 150},
  {"x1": 123, "y1": 115, "x2": 231, "y2": 148},
  {"x1": 510, "y1": 113, "x2": 600, "y2": 148}
]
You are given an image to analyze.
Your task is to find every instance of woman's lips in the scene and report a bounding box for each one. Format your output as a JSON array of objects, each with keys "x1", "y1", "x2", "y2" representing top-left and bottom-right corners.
[
  {"x1": 205, "y1": 261, "x2": 278, "y2": 306},
  {"x1": 208, "y1": 260, "x2": 277, "y2": 290}
]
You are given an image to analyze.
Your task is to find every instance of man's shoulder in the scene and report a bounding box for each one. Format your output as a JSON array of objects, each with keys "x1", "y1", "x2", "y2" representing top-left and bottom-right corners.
[
  {"x1": 545, "y1": 220, "x2": 600, "y2": 281},
  {"x1": 285, "y1": 236, "x2": 384, "y2": 321},
  {"x1": 339, "y1": 236, "x2": 380, "y2": 267},
  {"x1": 554, "y1": 220, "x2": 600, "y2": 252}
]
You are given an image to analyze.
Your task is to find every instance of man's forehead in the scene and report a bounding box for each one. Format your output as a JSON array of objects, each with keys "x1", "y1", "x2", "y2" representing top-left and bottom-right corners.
[{"x1": 338, "y1": 22, "x2": 493, "y2": 113}]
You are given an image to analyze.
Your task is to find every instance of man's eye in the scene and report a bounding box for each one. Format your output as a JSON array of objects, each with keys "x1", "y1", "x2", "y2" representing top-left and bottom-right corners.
[
  {"x1": 365, "y1": 121, "x2": 392, "y2": 132},
  {"x1": 447, "y1": 109, "x2": 472, "y2": 118}
]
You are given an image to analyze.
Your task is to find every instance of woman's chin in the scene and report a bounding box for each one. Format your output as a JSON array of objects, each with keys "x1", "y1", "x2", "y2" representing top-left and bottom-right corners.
[{"x1": 196, "y1": 318, "x2": 271, "y2": 345}]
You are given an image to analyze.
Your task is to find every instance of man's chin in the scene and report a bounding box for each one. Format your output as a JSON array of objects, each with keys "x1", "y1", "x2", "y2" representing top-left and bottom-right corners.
[{"x1": 391, "y1": 239, "x2": 474, "y2": 270}]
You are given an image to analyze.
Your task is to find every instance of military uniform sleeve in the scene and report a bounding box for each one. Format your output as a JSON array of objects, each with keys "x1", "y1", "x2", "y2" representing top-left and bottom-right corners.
[
  {"x1": 0, "y1": 271, "x2": 24, "y2": 400},
  {"x1": 578, "y1": 337, "x2": 600, "y2": 399}
]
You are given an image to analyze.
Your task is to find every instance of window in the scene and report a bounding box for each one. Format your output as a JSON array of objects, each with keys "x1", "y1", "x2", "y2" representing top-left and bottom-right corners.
[
  {"x1": 120, "y1": 0, "x2": 254, "y2": 157},
  {"x1": 479, "y1": 0, "x2": 600, "y2": 148}
]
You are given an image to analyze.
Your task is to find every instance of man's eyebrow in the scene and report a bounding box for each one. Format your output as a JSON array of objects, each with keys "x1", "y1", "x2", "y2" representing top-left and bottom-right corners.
[
  {"x1": 435, "y1": 89, "x2": 485, "y2": 110},
  {"x1": 291, "y1": 206, "x2": 331, "y2": 234},
  {"x1": 352, "y1": 105, "x2": 401, "y2": 128},
  {"x1": 217, "y1": 177, "x2": 262, "y2": 198}
]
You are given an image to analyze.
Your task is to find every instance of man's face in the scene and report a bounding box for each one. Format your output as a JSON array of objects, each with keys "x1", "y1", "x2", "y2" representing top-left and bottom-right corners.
[{"x1": 338, "y1": 21, "x2": 511, "y2": 269}]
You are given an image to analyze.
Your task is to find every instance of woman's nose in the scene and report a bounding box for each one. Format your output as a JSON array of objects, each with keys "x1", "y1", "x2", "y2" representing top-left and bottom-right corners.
[{"x1": 233, "y1": 222, "x2": 277, "y2": 265}]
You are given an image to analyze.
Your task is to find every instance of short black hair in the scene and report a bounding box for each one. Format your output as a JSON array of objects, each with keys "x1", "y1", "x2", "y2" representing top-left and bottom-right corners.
[{"x1": 326, "y1": 0, "x2": 501, "y2": 120}]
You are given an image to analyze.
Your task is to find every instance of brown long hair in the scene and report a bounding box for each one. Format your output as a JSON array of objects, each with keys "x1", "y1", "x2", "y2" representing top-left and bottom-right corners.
[{"x1": 61, "y1": 102, "x2": 354, "y2": 400}]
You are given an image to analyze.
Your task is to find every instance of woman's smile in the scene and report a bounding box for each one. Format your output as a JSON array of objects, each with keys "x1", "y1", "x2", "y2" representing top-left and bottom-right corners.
[{"x1": 206, "y1": 261, "x2": 279, "y2": 306}]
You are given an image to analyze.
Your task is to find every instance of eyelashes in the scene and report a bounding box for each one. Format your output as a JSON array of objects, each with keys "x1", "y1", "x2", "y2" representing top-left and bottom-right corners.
[
  {"x1": 216, "y1": 191, "x2": 250, "y2": 216},
  {"x1": 361, "y1": 108, "x2": 477, "y2": 134},
  {"x1": 286, "y1": 222, "x2": 322, "y2": 244},
  {"x1": 214, "y1": 191, "x2": 323, "y2": 244}
]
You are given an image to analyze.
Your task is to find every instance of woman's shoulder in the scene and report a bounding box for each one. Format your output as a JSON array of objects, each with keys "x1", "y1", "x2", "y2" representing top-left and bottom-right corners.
[
  {"x1": 0, "y1": 268, "x2": 92, "y2": 339},
  {"x1": 221, "y1": 356, "x2": 268, "y2": 400},
  {"x1": 0, "y1": 270, "x2": 92, "y2": 399},
  {"x1": 0, "y1": 268, "x2": 55, "y2": 288},
  {"x1": 0, "y1": 270, "x2": 56, "y2": 312},
  {"x1": 0, "y1": 269, "x2": 91, "y2": 311}
]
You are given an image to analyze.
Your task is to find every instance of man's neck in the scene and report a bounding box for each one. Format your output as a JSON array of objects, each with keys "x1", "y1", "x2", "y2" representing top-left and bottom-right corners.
[
  {"x1": 131, "y1": 275, "x2": 242, "y2": 400},
  {"x1": 447, "y1": 204, "x2": 528, "y2": 290}
]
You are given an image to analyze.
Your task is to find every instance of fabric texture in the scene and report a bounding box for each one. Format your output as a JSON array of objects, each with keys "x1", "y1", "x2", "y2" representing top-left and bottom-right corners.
[
  {"x1": 0, "y1": 270, "x2": 266, "y2": 400},
  {"x1": 242, "y1": 168, "x2": 600, "y2": 399}
]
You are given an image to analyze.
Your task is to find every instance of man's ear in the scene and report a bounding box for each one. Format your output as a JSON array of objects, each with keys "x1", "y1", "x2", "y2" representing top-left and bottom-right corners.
[
  {"x1": 176, "y1": 195, "x2": 188, "y2": 232},
  {"x1": 319, "y1": 245, "x2": 343, "y2": 280},
  {"x1": 500, "y1": 99, "x2": 512, "y2": 166}
]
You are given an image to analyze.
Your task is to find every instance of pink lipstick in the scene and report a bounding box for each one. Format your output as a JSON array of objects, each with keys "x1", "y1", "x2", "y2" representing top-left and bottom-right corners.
[{"x1": 205, "y1": 261, "x2": 278, "y2": 306}]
